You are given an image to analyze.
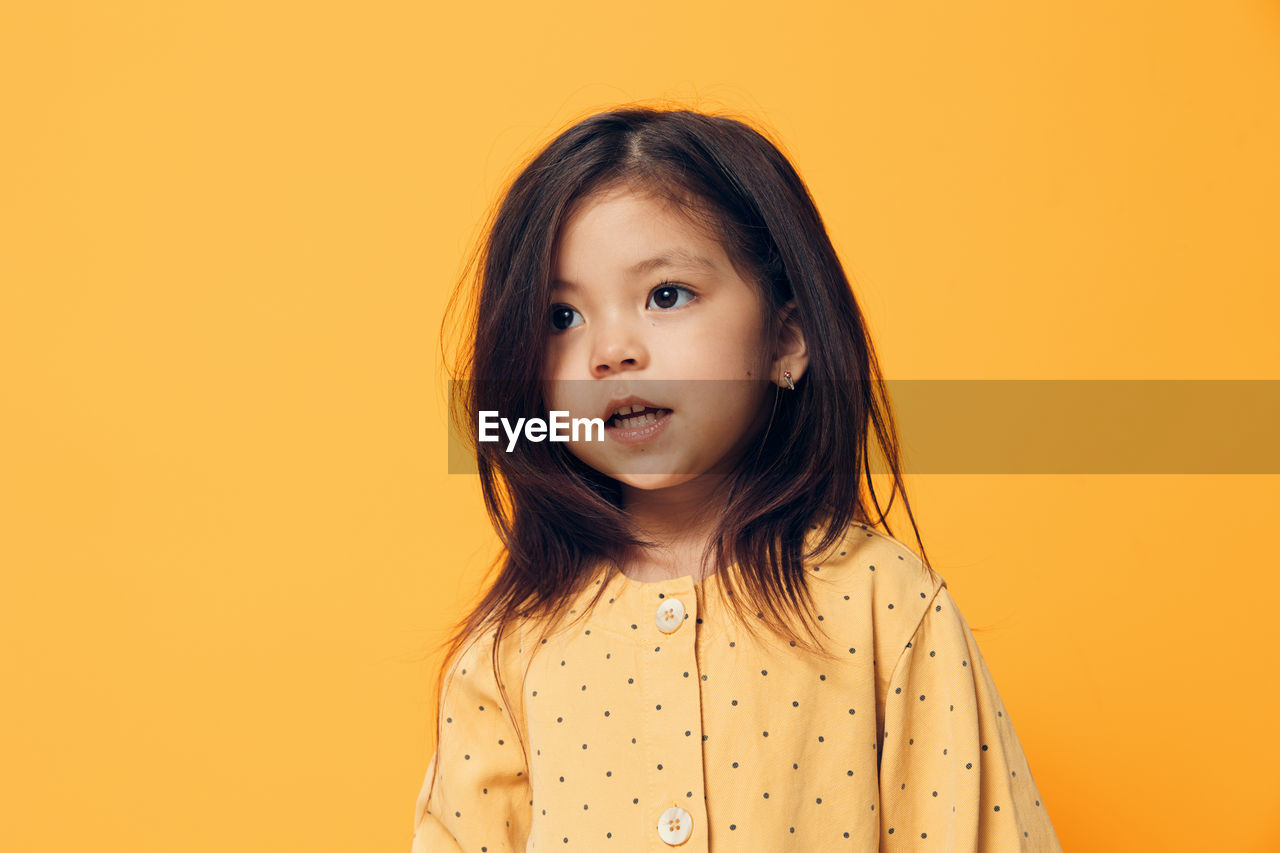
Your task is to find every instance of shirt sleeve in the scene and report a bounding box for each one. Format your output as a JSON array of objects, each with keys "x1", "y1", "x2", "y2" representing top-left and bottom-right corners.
[
  {"x1": 411, "y1": 624, "x2": 531, "y2": 853},
  {"x1": 877, "y1": 584, "x2": 1063, "y2": 852}
]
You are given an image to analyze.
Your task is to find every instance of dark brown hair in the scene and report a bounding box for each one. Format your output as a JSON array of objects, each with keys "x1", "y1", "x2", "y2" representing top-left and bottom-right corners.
[{"x1": 421, "y1": 104, "x2": 934, "y2": 806}]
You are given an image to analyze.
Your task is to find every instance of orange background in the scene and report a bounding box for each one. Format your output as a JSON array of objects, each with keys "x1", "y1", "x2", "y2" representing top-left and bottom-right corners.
[{"x1": 3, "y1": 2, "x2": 1278, "y2": 850}]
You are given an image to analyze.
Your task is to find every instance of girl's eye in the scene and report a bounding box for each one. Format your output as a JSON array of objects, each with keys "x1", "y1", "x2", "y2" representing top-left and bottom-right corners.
[
  {"x1": 550, "y1": 305, "x2": 583, "y2": 332},
  {"x1": 647, "y1": 283, "x2": 696, "y2": 311}
]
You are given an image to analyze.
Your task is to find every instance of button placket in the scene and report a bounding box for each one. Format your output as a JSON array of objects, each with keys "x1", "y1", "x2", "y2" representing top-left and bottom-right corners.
[{"x1": 637, "y1": 579, "x2": 708, "y2": 850}]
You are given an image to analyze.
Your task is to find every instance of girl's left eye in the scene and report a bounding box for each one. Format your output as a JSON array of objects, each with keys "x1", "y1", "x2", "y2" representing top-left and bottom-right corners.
[{"x1": 647, "y1": 283, "x2": 696, "y2": 311}]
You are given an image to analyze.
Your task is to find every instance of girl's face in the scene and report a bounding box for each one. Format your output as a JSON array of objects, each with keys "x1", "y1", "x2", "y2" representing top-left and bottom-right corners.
[{"x1": 542, "y1": 185, "x2": 802, "y2": 493}]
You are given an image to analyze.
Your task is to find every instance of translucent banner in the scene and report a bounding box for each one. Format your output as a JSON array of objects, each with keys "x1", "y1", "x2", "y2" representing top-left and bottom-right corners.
[{"x1": 446, "y1": 380, "x2": 1280, "y2": 475}]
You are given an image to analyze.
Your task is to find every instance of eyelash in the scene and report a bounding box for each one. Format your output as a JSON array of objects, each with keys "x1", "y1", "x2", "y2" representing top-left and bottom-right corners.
[
  {"x1": 549, "y1": 281, "x2": 698, "y2": 332},
  {"x1": 647, "y1": 281, "x2": 697, "y2": 310}
]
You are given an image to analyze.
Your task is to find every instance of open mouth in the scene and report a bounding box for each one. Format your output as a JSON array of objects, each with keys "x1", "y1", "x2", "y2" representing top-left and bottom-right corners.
[
  {"x1": 606, "y1": 405, "x2": 672, "y2": 429},
  {"x1": 605, "y1": 404, "x2": 673, "y2": 445}
]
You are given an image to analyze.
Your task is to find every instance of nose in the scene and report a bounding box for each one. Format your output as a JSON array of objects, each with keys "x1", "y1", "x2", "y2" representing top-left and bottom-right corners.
[{"x1": 589, "y1": 317, "x2": 649, "y2": 378}]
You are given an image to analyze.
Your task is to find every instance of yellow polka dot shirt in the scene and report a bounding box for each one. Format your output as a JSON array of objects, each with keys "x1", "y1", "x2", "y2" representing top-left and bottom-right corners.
[{"x1": 412, "y1": 525, "x2": 1063, "y2": 851}]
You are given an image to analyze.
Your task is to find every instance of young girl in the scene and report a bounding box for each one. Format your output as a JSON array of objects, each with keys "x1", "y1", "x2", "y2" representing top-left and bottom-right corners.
[{"x1": 412, "y1": 107, "x2": 1064, "y2": 852}]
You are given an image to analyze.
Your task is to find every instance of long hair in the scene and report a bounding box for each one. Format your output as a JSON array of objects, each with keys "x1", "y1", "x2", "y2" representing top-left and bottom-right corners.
[{"x1": 422, "y1": 104, "x2": 934, "y2": 807}]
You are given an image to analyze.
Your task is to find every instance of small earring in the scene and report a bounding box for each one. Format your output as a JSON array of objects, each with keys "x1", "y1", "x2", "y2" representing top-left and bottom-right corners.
[{"x1": 783, "y1": 369, "x2": 795, "y2": 391}]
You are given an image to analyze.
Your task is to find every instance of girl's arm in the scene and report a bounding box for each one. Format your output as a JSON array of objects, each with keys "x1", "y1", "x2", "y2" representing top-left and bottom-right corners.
[
  {"x1": 877, "y1": 584, "x2": 1064, "y2": 851},
  {"x1": 411, "y1": 624, "x2": 531, "y2": 853},
  {"x1": 411, "y1": 753, "x2": 464, "y2": 853}
]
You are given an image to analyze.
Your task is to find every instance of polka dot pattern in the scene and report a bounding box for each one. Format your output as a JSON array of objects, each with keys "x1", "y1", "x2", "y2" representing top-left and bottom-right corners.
[{"x1": 412, "y1": 525, "x2": 1063, "y2": 851}]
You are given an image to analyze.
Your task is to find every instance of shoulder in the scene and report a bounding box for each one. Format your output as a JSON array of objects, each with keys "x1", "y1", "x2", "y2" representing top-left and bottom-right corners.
[
  {"x1": 442, "y1": 609, "x2": 528, "y2": 705},
  {"x1": 806, "y1": 521, "x2": 944, "y2": 597},
  {"x1": 801, "y1": 522, "x2": 956, "y2": 704},
  {"x1": 803, "y1": 521, "x2": 947, "y2": 640}
]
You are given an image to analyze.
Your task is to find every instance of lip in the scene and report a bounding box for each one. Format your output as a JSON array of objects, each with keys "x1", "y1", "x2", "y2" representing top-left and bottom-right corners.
[{"x1": 605, "y1": 408, "x2": 673, "y2": 446}]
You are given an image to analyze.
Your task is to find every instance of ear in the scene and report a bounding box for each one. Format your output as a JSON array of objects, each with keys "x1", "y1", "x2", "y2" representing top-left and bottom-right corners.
[{"x1": 769, "y1": 301, "x2": 809, "y2": 388}]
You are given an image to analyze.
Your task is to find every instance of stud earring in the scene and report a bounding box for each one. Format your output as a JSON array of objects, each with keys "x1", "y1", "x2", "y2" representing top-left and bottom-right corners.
[{"x1": 783, "y1": 369, "x2": 795, "y2": 390}]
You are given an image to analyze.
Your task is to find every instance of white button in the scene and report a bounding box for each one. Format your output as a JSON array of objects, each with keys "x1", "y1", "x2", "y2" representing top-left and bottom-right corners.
[
  {"x1": 655, "y1": 597, "x2": 686, "y2": 634},
  {"x1": 657, "y1": 805, "x2": 693, "y2": 845}
]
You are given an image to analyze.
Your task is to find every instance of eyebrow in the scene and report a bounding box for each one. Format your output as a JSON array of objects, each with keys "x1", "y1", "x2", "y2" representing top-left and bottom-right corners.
[
  {"x1": 552, "y1": 248, "x2": 719, "y2": 289},
  {"x1": 628, "y1": 249, "x2": 719, "y2": 275}
]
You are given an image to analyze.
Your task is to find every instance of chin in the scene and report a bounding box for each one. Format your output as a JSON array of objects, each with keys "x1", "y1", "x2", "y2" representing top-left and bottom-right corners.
[{"x1": 613, "y1": 471, "x2": 701, "y2": 491}]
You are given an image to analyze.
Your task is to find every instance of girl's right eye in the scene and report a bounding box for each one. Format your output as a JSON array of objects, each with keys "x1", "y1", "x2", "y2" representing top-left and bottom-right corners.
[{"x1": 550, "y1": 305, "x2": 583, "y2": 332}]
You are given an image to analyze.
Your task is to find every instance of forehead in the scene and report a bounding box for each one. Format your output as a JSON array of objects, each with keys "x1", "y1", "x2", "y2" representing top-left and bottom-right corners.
[{"x1": 552, "y1": 186, "x2": 729, "y2": 276}]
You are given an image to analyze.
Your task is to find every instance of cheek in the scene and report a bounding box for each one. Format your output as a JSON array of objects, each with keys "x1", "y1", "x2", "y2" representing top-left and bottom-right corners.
[
  {"x1": 671, "y1": 319, "x2": 767, "y2": 380},
  {"x1": 683, "y1": 376, "x2": 769, "y2": 429},
  {"x1": 541, "y1": 349, "x2": 572, "y2": 410},
  {"x1": 709, "y1": 325, "x2": 772, "y2": 378},
  {"x1": 541, "y1": 339, "x2": 573, "y2": 384},
  {"x1": 542, "y1": 378, "x2": 597, "y2": 423},
  {"x1": 541, "y1": 378, "x2": 567, "y2": 413}
]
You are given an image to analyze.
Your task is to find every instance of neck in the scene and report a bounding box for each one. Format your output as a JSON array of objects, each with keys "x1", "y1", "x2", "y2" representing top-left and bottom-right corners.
[{"x1": 619, "y1": 475, "x2": 730, "y2": 582}]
